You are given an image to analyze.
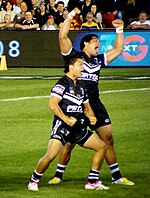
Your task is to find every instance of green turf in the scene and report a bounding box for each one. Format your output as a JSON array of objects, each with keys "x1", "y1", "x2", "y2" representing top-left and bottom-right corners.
[{"x1": 0, "y1": 68, "x2": 150, "y2": 198}]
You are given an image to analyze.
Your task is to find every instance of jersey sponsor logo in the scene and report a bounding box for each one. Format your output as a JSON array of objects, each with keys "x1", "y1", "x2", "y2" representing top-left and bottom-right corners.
[
  {"x1": 67, "y1": 105, "x2": 83, "y2": 113},
  {"x1": 52, "y1": 84, "x2": 65, "y2": 95},
  {"x1": 81, "y1": 72, "x2": 98, "y2": 82}
]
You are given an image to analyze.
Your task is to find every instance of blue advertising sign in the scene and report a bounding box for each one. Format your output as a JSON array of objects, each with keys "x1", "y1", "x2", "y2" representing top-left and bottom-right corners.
[{"x1": 73, "y1": 31, "x2": 150, "y2": 67}]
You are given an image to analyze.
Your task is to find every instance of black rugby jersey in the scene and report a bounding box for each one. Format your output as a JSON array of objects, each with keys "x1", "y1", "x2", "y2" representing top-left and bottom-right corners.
[
  {"x1": 51, "y1": 75, "x2": 89, "y2": 120},
  {"x1": 62, "y1": 48, "x2": 106, "y2": 98}
]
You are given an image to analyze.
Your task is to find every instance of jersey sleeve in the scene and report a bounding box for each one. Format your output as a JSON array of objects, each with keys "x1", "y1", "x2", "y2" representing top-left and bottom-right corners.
[
  {"x1": 50, "y1": 83, "x2": 65, "y2": 99},
  {"x1": 97, "y1": 53, "x2": 107, "y2": 67},
  {"x1": 62, "y1": 48, "x2": 81, "y2": 62}
]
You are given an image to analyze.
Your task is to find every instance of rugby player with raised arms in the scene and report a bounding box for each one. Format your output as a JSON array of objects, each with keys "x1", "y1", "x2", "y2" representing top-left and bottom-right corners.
[{"x1": 49, "y1": 7, "x2": 135, "y2": 187}]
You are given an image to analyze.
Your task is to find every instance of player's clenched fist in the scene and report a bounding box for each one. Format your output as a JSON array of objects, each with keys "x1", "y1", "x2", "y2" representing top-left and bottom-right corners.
[
  {"x1": 73, "y1": 7, "x2": 81, "y2": 15},
  {"x1": 66, "y1": 117, "x2": 77, "y2": 126},
  {"x1": 112, "y1": 19, "x2": 124, "y2": 28},
  {"x1": 89, "y1": 116, "x2": 97, "y2": 125},
  {"x1": 68, "y1": 8, "x2": 81, "y2": 19}
]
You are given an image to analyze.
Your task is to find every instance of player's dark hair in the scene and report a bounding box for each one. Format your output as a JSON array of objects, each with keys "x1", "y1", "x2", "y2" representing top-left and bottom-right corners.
[
  {"x1": 80, "y1": 34, "x2": 98, "y2": 50},
  {"x1": 64, "y1": 54, "x2": 82, "y2": 73}
]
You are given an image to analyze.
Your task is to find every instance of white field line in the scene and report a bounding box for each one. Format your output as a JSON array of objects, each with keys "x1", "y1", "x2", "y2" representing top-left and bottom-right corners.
[
  {"x1": 0, "y1": 87, "x2": 150, "y2": 102},
  {"x1": 0, "y1": 95, "x2": 50, "y2": 102},
  {"x1": 101, "y1": 87, "x2": 150, "y2": 94}
]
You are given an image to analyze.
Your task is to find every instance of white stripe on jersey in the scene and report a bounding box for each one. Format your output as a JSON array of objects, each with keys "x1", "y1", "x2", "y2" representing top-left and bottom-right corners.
[
  {"x1": 51, "y1": 119, "x2": 62, "y2": 136},
  {"x1": 50, "y1": 92, "x2": 62, "y2": 100},
  {"x1": 61, "y1": 47, "x2": 72, "y2": 56},
  {"x1": 63, "y1": 93, "x2": 84, "y2": 105},
  {"x1": 52, "y1": 84, "x2": 65, "y2": 95},
  {"x1": 84, "y1": 61, "x2": 101, "y2": 73},
  {"x1": 104, "y1": 52, "x2": 107, "y2": 66},
  {"x1": 82, "y1": 99, "x2": 89, "y2": 104}
]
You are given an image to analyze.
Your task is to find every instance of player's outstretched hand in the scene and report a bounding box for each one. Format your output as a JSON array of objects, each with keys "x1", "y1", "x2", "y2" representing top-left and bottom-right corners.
[{"x1": 112, "y1": 19, "x2": 124, "y2": 28}]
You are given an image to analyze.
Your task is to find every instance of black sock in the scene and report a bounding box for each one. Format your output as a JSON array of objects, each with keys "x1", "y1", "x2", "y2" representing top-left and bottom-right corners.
[
  {"x1": 88, "y1": 169, "x2": 99, "y2": 183},
  {"x1": 54, "y1": 163, "x2": 66, "y2": 180},
  {"x1": 31, "y1": 170, "x2": 43, "y2": 183},
  {"x1": 109, "y1": 163, "x2": 122, "y2": 181}
]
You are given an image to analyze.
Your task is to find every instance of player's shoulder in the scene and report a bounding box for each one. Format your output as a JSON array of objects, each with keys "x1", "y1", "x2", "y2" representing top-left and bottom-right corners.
[
  {"x1": 96, "y1": 53, "x2": 105, "y2": 61},
  {"x1": 63, "y1": 48, "x2": 81, "y2": 60},
  {"x1": 57, "y1": 75, "x2": 68, "y2": 85},
  {"x1": 52, "y1": 76, "x2": 67, "y2": 94}
]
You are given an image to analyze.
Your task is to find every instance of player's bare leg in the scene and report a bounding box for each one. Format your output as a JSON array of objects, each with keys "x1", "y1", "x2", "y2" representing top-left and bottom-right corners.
[
  {"x1": 96, "y1": 124, "x2": 134, "y2": 185},
  {"x1": 48, "y1": 143, "x2": 75, "y2": 184},
  {"x1": 28, "y1": 139, "x2": 63, "y2": 191},
  {"x1": 49, "y1": 124, "x2": 134, "y2": 186}
]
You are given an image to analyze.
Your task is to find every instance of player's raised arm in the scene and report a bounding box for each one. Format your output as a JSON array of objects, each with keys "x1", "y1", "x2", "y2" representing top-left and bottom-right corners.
[
  {"x1": 59, "y1": 8, "x2": 81, "y2": 54},
  {"x1": 106, "y1": 19, "x2": 124, "y2": 64}
]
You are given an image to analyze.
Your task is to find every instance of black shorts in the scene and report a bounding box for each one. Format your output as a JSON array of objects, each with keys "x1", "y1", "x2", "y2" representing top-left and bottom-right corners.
[
  {"x1": 89, "y1": 97, "x2": 111, "y2": 130},
  {"x1": 50, "y1": 117, "x2": 93, "y2": 146}
]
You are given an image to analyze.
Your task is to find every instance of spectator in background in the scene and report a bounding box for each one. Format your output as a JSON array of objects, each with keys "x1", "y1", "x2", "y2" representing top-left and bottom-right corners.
[
  {"x1": 55, "y1": 0, "x2": 69, "y2": 8},
  {"x1": 30, "y1": 0, "x2": 40, "y2": 16},
  {"x1": 81, "y1": 11, "x2": 99, "y2": 30},
  {"x1": 45, "y1": 0, "x2": 57, "y2": 16},
  {"x1": 113, "y1": 0, "x2": 127, "y2": 20},
  {"x1": 13, "y1": 0, "x2": 23, "y2": 14},
  {"x1": 58, "y1": 8, "x2": 80, "y2": 30},
  {"x1": 80, "y1": 0, "x2": 92, "y2": 23},
  {"x1": 54, "y1": 1, "x2": 64, "y2": 25},
  {"x1": 13, "y1": 1, "x2": 28, "y2": 23},
  {"x1": 67, "y1": 0, "x2": 82, "y2": 12},
  {"x1": 15, "y1": 10, "x2": 39, "y2": 30},
  {"x1": 127, "y1": 11, "x2": 150, "y2": 29},
  {"x1": 0, "y1": 13, "x2": 15, "y2": 29},
  {"x1": 35, "y1": 1, "x2": 49, "y2": 28},
  {"x1": 23, "y1": 0, "x2": 33, "y2": 11},
  {"x1": 123, "y1": 0, "x2": 137, "y2": 27},
  {"x1": 0, "y1": 1, "x2": 16, "y2": 22},
  {"x1": 94, "y1": 0, "x2": 116, "y2": 28},
  {"x1": 41, "y1": 15, "x2": 57, "y2": 30},
  {"x1": 0, "y1": 0, "x2": 5, "y2": 11},
  {"x1": 90, "y1": 4, "x2": 103, "y2": 29}
]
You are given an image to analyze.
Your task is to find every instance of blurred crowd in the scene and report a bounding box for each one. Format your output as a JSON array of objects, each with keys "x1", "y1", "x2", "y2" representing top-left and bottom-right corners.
[{"x1": 0, "y1": 0, "x2": 150, "y2": 30}]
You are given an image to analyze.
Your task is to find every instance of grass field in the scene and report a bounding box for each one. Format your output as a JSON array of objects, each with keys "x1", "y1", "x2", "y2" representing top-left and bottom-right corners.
[{"x1": 0, "y1": 68, "x2": 150, "y2": 198}]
